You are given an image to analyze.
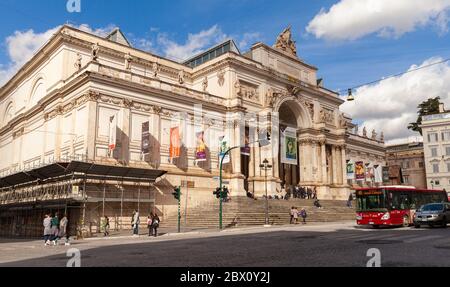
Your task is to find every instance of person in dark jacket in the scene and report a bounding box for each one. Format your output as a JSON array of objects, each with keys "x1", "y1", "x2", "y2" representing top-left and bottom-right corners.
[
  {"x1": 150, "y1": 212, "x2": 160, "y2": 237},
  {"x1": 50, "y1": 212, "x2": 60, "y2": 245},
  {"x1": 300, "y1": 208, "x2": 307, "y2": 224}
]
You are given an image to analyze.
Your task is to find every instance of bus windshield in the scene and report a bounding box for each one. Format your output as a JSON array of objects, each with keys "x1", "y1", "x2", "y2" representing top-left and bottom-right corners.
[{"x1": 356, "y1": 190, "x2": 388, "y2": 212}]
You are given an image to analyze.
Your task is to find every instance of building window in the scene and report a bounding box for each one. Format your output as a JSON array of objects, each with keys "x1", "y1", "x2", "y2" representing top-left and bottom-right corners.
[
  {"x1": 435, "y1": 180, "x2": 440, "y2": 186},
  {"x1": 443, "y1": 131, "x2": 450, "y2": 141},
  {"x1": 402, "y1": 161, "x2": 410, "y2": 169},
  {"x1": 403, "y1": 176, "x2": 409, "y2": 184},
  {"x1": 418, "y1": 162, "x2": 424, "y2": 168},
  {"x1": 433, "y1": 164, "x2": 440, "y2": 173},
  {"x1": 428, "y1": 132, "x2": 439, "y2": 143},
  {"x1": 447, "y1": 163, "x2": 450, "y2": 172},
  {"x1": 445, "y1": 146, "x2": 450, "y2": 156},
  {"x1": 431, "y1": 147, "x2": 438, "y2": 157}
]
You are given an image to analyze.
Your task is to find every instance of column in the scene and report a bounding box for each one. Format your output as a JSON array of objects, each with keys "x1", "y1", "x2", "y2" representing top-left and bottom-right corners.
[
  {"x1": 332, "y1": 145, "x2": 338, "y2": 185},
  {"x1": 119, "y1": 100, "x2": 131, "y2": 165},
  {"x1": 321, "y1": 141, "x2": 327, "y2": 184},
  {"x1": 341, "y1": 145, "x2": 347, "y2": 185},
  {"x1": 85, "y1": 95, "x2": 98, "y2": 161}
]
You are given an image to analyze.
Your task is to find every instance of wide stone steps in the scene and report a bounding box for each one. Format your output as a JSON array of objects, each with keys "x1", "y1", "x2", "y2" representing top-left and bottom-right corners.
[{"x1": 162, "y1": 197, "x2": 356, "y2": 228}]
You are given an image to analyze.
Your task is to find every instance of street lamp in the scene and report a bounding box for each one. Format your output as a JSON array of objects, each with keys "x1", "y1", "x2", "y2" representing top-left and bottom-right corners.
[
  {"x1": 260, "y1": 158, "x2": 273, "y2": 227},
  {"x1": 430, "y1": 180, "x2": 435, "y2": 189}
]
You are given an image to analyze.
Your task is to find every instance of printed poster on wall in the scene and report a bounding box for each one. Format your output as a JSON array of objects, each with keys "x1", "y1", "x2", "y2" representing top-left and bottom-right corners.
[
  {"x1": 219, "y1": 135, "x2": 230, "y2": 164},
  {"x1": 382, "y1": 166, "x2": 390, "y2": 183},
  {"x1": 281, "y1": 127, "x2": 298, "y2": 165},
  {"x1": 346, "y1": 162, "x2": 355, "y2": 180},
  {"x1": 169, "y1": 127, "x2": 181, "y2": 159},
  {"x1": 195, "y1": 131, "x2": 207, "y2": 161},
  {"x1": 355, "y1": 161, "x2": 365, "y2": 181},
  {"x1": 374, "y1": 165, "x2": 383, "y2": 183}
]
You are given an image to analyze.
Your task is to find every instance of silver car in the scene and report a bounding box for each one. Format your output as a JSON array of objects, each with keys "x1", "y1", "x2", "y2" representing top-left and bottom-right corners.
[{"x1": 414, "y1": 203, "x2": 450, "y2": 228}]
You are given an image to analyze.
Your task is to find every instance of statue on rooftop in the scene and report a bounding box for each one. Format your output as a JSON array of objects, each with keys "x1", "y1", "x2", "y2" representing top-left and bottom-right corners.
[{"x1": 274, "y1": 26, "x2": 297, "y2": 57}]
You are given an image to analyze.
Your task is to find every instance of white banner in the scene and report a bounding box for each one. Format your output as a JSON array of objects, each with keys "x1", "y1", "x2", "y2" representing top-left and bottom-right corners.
[
  {"x1": 108, "y1": 115, "x2": 117, "y2": 153},
  {"x1": 219, "y1": 135, "x2": 231, "y2": 164},
  {"x1": 281, "y1": 127, "x2": 298, "y2": 165}
]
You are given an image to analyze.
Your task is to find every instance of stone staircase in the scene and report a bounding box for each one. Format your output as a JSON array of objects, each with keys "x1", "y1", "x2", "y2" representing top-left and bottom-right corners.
[{"x1": 162, "y1": 197, "x2": 356, "y2": 228}]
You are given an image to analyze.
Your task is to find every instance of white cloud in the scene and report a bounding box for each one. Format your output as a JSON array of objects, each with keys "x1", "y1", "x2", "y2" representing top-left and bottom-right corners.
[
  {"x1": 306, "y1": 0, "x2": 450, "y2": 41},
  {"x1": 0, "y1": 24, "x2": 116, "y2": 86},
  {"x1": 341, "y1": 57, "x2": 450, "y2": 143},
  {"x1": 237, "y1": 32, "x2": 261, "y2": 51},
  {"x1": 157, "y1": 25, "x2": 228, "y2": 61}
]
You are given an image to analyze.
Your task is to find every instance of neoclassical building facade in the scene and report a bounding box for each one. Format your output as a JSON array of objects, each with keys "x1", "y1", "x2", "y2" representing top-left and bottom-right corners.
[{"x1": 0, "y1": 26, "x2": 386, "y2": 235}]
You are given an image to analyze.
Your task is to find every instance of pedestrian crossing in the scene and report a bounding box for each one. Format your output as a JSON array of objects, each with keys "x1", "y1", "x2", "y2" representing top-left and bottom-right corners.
[{"x1": 320, "y1": 230, "x2": 450, "y2": 244}]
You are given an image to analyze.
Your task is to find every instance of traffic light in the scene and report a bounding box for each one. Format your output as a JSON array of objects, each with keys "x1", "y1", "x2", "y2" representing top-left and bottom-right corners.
[
  {"x1": 172, "y1": 186, "x2": 181, "y2": 201},
  {"x1": 213, "y1": 187, "x2": 221, "y2": 199}
]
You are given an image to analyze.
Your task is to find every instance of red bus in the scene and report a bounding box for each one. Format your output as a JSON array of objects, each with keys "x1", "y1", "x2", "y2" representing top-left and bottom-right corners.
[{"x1": 355, "y1": 186, "x2": 448, "y2": 228}]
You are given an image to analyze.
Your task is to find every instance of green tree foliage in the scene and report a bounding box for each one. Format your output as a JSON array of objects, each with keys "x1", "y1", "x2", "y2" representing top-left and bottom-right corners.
[{"x1": 408, "y1": 97, "x2": 441, "y2": 135}]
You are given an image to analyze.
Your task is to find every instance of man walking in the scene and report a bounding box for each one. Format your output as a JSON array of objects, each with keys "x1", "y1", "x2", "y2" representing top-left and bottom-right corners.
[
  {"x1": 347, "y1": 193, "x2": 354, "y2": 208},
  {"x1": 132, "y1": 210, "x2": 140, "y2": 236},
  {"x1": 43, "y1": 214, "x2": 52, "y2": 246}
]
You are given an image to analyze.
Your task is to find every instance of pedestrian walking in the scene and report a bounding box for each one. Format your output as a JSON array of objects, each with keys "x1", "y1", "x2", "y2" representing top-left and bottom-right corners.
[
  {"x1": 147, "y1": 215, "x2": 153, "y2": 236},
  {"x1": 131, "y1": 210, "x2": 140, "y2": 236},
  {"x1": 59, "y1": 214, "x2": 70, "y2": 245},
  {"x1": 300, "y1": 208, "x2": 307, "y2": 224},
  {"x1": 102, "y1": 216, "x2": 110, "y2": 237},
  {"x1": 50, "y1": 212, "x2": 60, "y2": 245},
  {"x1": 307, "y1": 188, "x2": 312, "y2": 200},
  {"x1": 43, "y1": 214, "x2": 52, "y2": 246},
  {"x1": 289, "y1": 206, "x2": 295, "y2": 224},
  {"x1": 347, "y1": 193, "x2": 353, "y2": 208},
  {"x1": 293, "y1": 207, "x2": 299, "y2": 224},
  {"x1": 150, "y1": 212, "x2": 160, "y2": 237},
  {"x1": 312, "y1": 187, "x2": 318, "y2": 199}
]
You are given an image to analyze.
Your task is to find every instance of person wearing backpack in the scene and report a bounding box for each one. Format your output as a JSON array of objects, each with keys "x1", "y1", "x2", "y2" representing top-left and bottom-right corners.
[
  {"x1": 150, "y1": 212, "x2": 160, "y2": 237},
  {"x1": 300, "y1": 208, "x2": 307, "y2": 224}
]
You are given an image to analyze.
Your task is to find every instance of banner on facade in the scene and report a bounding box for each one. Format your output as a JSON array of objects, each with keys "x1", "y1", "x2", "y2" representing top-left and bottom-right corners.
[
  {"x1": 170, "y1": 127, "x2": 181, "y2": 159},
  {"x1": 281, "y1": 127, "x2": 298, "y2": 165},
  {"x1": 141, "y1": 121, "x2": 150, "y2": 155},
  {"x1": 382, "y1": 166, "x2": 390, "y2": 183},
  {"x1": 241, "y1": 127, "x2": 251, "y2": 156},
  {"x1": 219, "y1": 135, "x2": 230, "y2": 164},
  {"x1": 195, "y1": 131, "x2": 207, "y2": 162},
  {"x1": 366, "y1": 167, "x2": 375, "y2": 182},
  {"x1": 346, "y1": 161, "x2": 355, "y2": 180},
  {"x1": 374, "y1": 165, "x2": 383, "y2": 183},
  {"x1": 108, "y1": 115, "x2": 117, "y2": 154},
  {"x1": 355, "y1": 161, "x2": 365, "y2": 181}
]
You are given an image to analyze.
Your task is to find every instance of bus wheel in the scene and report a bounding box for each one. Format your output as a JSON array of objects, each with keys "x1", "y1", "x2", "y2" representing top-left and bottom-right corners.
[
  {"x1": 372, "y1": 225, "x2": 380, "y2": 229},
  {"x1": 414, "y1": 223, "x2": 421, "y2": 229},
  {"x1": 402, "y1": 216, "x2": 410, "y2": 227}
]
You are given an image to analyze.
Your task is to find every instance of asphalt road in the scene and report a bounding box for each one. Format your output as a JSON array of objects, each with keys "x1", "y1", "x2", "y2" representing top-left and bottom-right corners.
[{"x1": 1, "y1": 222, "x2": 450, "y2": 267}]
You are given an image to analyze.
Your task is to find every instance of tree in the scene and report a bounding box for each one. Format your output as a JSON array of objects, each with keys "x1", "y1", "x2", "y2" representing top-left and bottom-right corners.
[{"x1": 408, "y1": 97, "x2": 441, "y2": 135}]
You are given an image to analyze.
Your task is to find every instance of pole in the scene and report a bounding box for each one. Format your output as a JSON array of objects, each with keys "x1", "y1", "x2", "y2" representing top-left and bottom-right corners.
[
  {"x1": 178, "y1": 190, "x2": 181, "y2": 233},
  {"x1": 265, "y1": 168, "x2": 269, "y2": 225},
  {"x1": 184, "y1": 178, "x2": 189, "y2": 226},
  {"x1": 102, "y1": 180, "x2": 106, "y2": 217}
]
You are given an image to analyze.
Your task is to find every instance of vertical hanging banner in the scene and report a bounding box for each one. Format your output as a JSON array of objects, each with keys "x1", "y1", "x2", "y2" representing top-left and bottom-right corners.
[
  {"x1": 355, "y1": 161, "x2": 365, "y2": 181},
  {"x1": 374, "y1": 165, "x2": 383, "y2": 183},
  {"x1": 382, "y1": 166, "x2": 390, "y2": 183},
  {"x1": 241, "y1": 127, "x2": 251, "y2": 156},
  {"x1": 346, "y1": 161, "x2": 355, "y2": 180},
  {"x1": 108, "y1": 115, "x2": 117, "y2": 154},
  {"x1": 219, "y1": 135, "x2": 230, "y2": 164},
  {"x1": 367, "y1": 167, "x2": 375, "y2": 182},
  {"x1": 170, "y1": 127, "x2": 181, "y2": 159},
  {"x1": 195, "y1": 131, "x2": 207, "y2": 161},
  {"x1": 281, "y1": 127, "x2": 298, "y2": 165},
  {"x1": 141, "y1": 121, "x2": 150, "y2": 155}
]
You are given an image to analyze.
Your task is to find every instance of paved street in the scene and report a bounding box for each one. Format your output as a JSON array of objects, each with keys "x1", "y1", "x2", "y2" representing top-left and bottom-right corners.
[{"x1": 1, "y1": 222, "x2": 450, "y2": 267}]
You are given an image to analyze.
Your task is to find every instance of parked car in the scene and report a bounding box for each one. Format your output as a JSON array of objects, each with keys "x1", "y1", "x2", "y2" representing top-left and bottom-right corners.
[{"x1": 414, "y1": 203, "x2": 450, "y2": 228}]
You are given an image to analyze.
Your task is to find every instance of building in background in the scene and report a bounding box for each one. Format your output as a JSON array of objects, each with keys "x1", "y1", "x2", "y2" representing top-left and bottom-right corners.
[
  {"x1": 386, "y1": 141, "x2": 426, "y2": 188},
  {"x1": 421, "y1": 103, "x2": 450, "y2": 191}
]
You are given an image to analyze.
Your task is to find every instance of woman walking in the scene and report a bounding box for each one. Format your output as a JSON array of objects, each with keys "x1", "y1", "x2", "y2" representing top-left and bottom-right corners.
[
  {"x1": 150, "y1": 212, "x2": 160, "y2": 237},
  {"x1": 43, "y1": 214, "x2": 52, "y2": 246}
]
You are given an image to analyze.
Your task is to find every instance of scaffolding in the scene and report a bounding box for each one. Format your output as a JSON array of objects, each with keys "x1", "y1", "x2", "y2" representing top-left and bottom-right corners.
[{"x1": 0, "y1": 159, "x2": 166, "y2": 238}]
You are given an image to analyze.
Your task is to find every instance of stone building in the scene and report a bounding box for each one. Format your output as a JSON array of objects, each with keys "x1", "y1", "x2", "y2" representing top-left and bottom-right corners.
[
  {"x1": 421, "y1": 103, "x2": 450, "y2": 193},
  {"x1": 386, "y1": 141, "x2": 426, "y2": 188},
  {"x1": 0, "y1": 25, "x2": 386, "y2": 236}
]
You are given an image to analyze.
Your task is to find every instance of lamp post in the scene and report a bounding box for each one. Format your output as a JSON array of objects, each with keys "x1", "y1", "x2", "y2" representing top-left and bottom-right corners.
[
  {"x1": 430, "y1": 180, "x2": 435, "y2": 189},
  {"x1": 260, "y1": 158, "x2": 273, "y2": 226}
]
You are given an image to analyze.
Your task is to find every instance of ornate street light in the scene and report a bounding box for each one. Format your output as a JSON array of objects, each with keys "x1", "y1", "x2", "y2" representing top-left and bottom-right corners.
[
  {"x1": 347, "y1": 89, "x2": 355, "y2": 102},
  {"x1": 260, "y1": 158, "x2": 273, "y2": 226}
]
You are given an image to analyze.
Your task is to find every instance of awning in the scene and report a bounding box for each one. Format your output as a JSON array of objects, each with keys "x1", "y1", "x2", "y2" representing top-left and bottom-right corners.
[{"x1": 0, "y1": 161, "x2": 167, "y2": 189}]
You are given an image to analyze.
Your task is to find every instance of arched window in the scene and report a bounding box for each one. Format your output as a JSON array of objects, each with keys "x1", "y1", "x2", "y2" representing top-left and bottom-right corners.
[{"x1": 29, "y1": 78, "x2": 45, "y2": 107}]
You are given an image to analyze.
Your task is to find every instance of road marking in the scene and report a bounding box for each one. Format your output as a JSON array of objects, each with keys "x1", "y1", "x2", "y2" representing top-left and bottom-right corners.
[{"x1": 404, "y1": 235, "x2": 442, "y2": 243}]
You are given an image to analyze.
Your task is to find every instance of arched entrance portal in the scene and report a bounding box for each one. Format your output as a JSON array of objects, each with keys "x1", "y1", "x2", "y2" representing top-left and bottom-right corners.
[{"x1": 278, "y1": 101, "x2": 301, "y2": 188}]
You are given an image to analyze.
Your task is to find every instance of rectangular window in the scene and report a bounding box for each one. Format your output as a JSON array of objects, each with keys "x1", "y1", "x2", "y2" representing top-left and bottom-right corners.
[
  {"x1": 447, "y1": 163, "x2": 450, "y2": 172},
  {"x1": 445, "y1": 146, "x2": 450, "y2": 156},
  {"x1": 433, "y1": 164, "x2": 440, "y2": 173},
  {"x1": 418, "y1": 162, "x2": 424, "y2": 168},
  {"x1": 428, "y1": 133, "x2": 439, "y2": 143},
  {"x1": 431, "y1": 147, "x2": 438, "y2": 157},
  {"x1": 443, "y1": 131, "x2": 450, "y2": 141},
  {"x1": 403, "y1": 161, "x2": 410, "y2": 169},
  {"x1": 403, "y1": 176, "x2": 409, "y2": 184}
]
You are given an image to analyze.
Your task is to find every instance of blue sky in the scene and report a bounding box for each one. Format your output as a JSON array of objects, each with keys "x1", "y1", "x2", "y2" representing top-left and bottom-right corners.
[{"x1": 1, "y1": 0, "x2": 450, "y2": 143}]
